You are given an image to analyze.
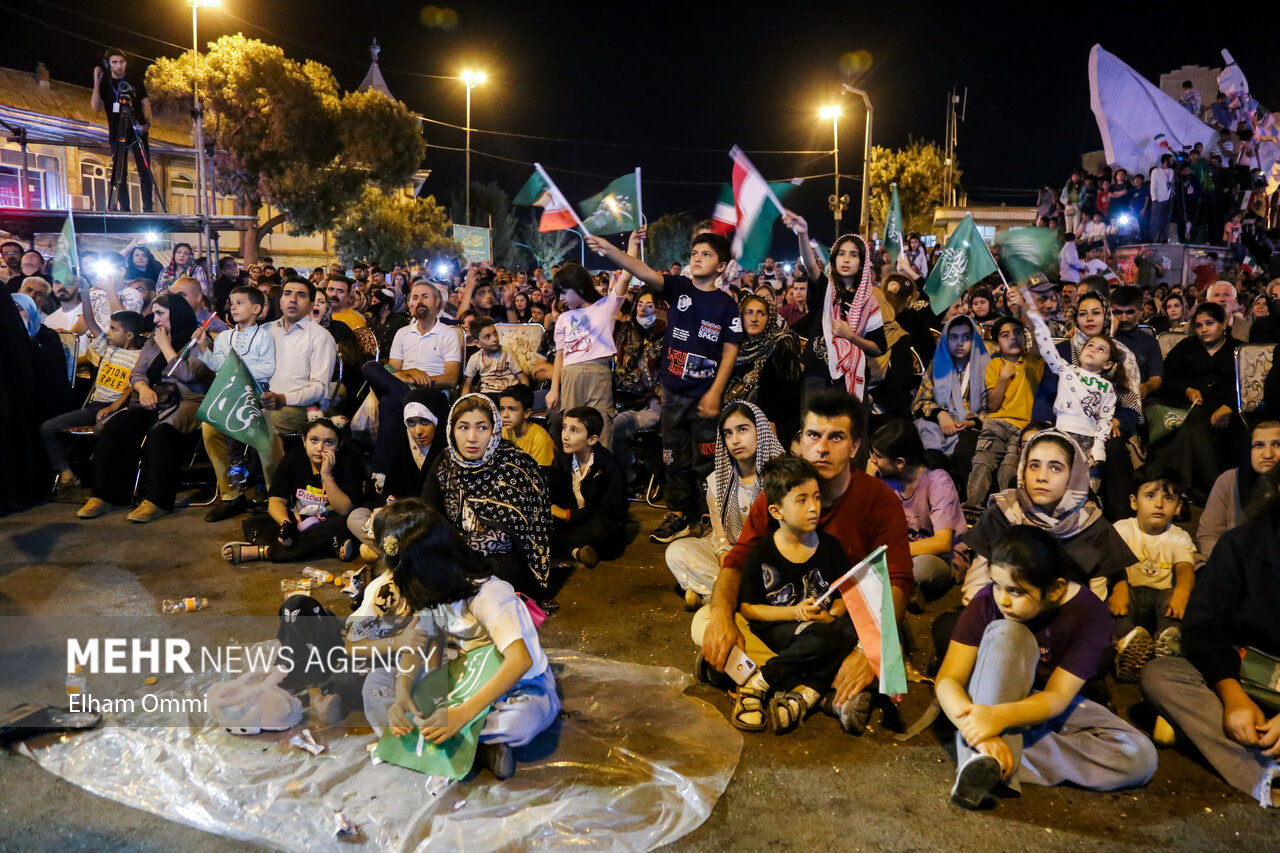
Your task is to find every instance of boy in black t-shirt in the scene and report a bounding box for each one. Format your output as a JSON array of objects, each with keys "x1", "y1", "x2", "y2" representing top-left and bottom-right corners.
[
  {"x1": 586, "y1": 229, "x2": 743, "y2": 543},
  {"x1": 734, "y1": 456, "x2": 857, "y2": 734}
]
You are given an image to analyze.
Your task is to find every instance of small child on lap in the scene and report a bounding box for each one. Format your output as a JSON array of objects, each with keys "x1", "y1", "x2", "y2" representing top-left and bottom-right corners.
[{"x1": 734, "y1": 456, "x2": 857, "y2": 735}]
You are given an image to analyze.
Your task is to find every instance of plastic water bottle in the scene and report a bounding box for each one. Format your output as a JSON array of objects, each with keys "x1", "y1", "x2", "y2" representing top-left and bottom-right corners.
[
  {"x1": 281, "y1": 578, "x2": 317, "y2": 593},
  {"x1": 65, "y1": 665, "x2": 86, "y2": 697},
  {"x1": 302, "y1": 567, "x2": 335, "y2": 584},
  {"x1": 161, "y1": 597, "x2": 208, "y2": 614}
]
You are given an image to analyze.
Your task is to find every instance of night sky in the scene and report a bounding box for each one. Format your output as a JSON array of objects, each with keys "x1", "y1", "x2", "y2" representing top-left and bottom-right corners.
[{"x1": 6, "y1": 0, "x2": 1279, "y2": 245}]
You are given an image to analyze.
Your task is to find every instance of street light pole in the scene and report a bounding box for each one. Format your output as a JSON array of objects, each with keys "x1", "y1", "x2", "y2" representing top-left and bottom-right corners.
[
  {"x1": 820, "y1": 106, "x2": 844, "y2": 236},
  {"x1": 842, "y1": 85, "x2": 874, "y2": 237},
  {"x1": 460, "y1": 70, "x2": 486, "y2": 227}
]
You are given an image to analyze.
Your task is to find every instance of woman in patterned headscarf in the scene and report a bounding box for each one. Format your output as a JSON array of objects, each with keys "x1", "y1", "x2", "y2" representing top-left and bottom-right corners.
[
  {"x1": 726, "y1": 294, "x2": 801, "y2": 435},
  {"x1": 423, "y1": 394, "x2": 551, "y2": 599},
  {"x1": 781, "y1": 211, "x2": 886, "y2": 401},
  {"x1": 667, "y1": 401, "x2": 785, "y2": 609}
]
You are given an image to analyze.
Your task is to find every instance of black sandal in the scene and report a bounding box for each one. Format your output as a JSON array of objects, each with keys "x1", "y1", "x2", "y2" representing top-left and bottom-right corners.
[
  {"x1": 730, "y1": 685, "x2": 768, "y2": 732},
  {"x1": 768, "y1": 690, "x2": 815, "y2": 734}
]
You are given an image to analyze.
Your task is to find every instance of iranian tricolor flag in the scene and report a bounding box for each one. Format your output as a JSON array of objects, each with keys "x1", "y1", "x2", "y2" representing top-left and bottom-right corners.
[
  {"x1": 513, "y1": 164, "x2": 583, "y2": 233},
  {"x1": 725, "y1": 147, "x2": 793, "y2": 271},
  {"x1": 816, "y1": 545, "x2": 907, "y2": 700}
]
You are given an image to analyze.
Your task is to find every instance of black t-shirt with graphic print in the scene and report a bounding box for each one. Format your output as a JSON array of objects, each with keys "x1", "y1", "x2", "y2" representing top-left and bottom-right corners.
[{"x1": 658, "y1": 274, "x2": 744, "y2": 397}]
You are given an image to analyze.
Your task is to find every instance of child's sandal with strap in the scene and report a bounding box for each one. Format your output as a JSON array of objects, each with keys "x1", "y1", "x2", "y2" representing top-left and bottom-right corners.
[{"x1": 730, "y1": 686, "x2": 767, "y2": 732}]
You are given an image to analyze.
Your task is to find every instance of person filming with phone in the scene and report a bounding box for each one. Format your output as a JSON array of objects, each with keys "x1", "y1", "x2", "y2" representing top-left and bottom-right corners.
[{"x1": 89, "y1": 48, "x2": 154, "y2": 212}]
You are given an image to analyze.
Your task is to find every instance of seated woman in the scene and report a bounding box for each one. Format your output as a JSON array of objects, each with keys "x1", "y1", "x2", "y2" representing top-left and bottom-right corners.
[
  {"x1": 360, "y1": 500, "x2": 560, "y2": 780},
  {"x1": 1156, "y1": 302, "x2": 1245, "y2": 501},
  {"x1": 423, "y1": 394, "x2": 551, "y2": 599},
  {"x1": 77, "y1": 294, "x2": 214, "y2": 522},
  {"x1": 957, "y1": 429, "x2": 1134, "y2": 610},
  {"x1": 913, "y1": 315, "x2": 988, "y2": 481},
  {"x1": 667, "y1": 402, "x2": 784, "y2": 610},
  {"x1": 936, "y1": 524, "x2": 1156, "y2": 810},
  {"x1": 868, "y1": 419, "x2": 967, "y2": 603},
  {"x1": 725, "y1": 295, "x2": 801, "y2": 437},
  {"x1": 1141, "y1": 466, "x2": 1280, "y2": 808},
  {"x1": 222, "y1": 417, "x2": 362, "y2": 563},
  {"x1": 348, "y1": 389, "x2": 451, "y2": 559},
  {"x1": 1197, "y1": 419, "x2": 1280, "y2": 558}
]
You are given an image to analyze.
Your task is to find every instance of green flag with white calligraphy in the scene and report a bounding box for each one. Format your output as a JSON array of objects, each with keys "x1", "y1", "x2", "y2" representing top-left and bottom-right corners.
[
  {"x1": 197, "y1": 349, "x2": 273, "y2": 457},
  {"x1": 922, "y1": 214, "x2": 999, "y2": 314},
  {"x1": 578, "y1": 171, "x2": 640, "y2": 235},
  {"x1": 883, "y1": 184, "x2": 904, "y2": 265}
]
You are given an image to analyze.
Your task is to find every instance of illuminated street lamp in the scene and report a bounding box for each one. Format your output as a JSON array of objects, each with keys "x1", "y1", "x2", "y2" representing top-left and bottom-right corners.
[
  {"x1": 820, "y1": 105, "x2": 846, "y2": 236},
  {"x1": 460, "y1": 70, "x2": 486, "y2": 226}
]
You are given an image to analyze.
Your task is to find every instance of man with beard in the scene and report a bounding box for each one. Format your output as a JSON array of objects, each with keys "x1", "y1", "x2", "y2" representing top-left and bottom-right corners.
[
  {"x1": 1, "y1": 242, "x2": 23, "y2": 287},
  {"x1": 361, "y1": 280, "x2": 461, "y2": 489},
  {"x1": 204, "y1": 277, "x2": 336, "y2": 521},
  {"x1": 42, "y1": 275, "x2": 89, "y2": 355}
]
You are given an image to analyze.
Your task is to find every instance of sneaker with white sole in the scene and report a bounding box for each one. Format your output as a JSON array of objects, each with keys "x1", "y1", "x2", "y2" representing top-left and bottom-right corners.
[
  {"x1": 1115, "y1": 627, "x2": 1154, "y2": 683},
  {"x1": 650, "y1": 512, "x2": 693, "y2": 544},
  {"x1": 951, "y1": 753, "x2": 1002, "y2": 810},
  {"x1": 1154, "y1": 626, "x2": 1182, "y2": 658}
]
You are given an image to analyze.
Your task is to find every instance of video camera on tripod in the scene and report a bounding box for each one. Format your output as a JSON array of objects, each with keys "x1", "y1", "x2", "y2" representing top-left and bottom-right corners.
[{"x1": 101, "y1": 61, "x2": 165, "y2": 213}]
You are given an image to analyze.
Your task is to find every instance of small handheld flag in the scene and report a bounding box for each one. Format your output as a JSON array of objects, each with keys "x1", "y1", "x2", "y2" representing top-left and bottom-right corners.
[
  {"x1": 195, "y1": 349, "x2": 274, "y2": 457},
  {"x1": 884, "y1": 184, "x2": 904, "y2": 265},
  {"x1": 814, "y1": 545, "x2": 907, "y2": 699},
  {"x1": 922, "y1": 214, "x2": 999, "y2": 314},
  {"x1": 514, "y1": 164, "x2": 593, "y2": 236},
  {"x1": 578, "y1": 170, "x2": 641, "y2": 235}
]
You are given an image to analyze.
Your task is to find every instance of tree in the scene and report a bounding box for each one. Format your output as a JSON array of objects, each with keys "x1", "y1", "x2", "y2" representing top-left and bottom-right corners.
[
  {"x1": 867, "y1": 140, "x2": 958, "y2": 238},
  {"x1": 146, "y1": 35, "x2": 425, "y2": 261},
  {"x1": 518, "y1": 222, "x2": 580, "y2": 270},
  {"x1": 645, "y1": 213, "x2": 697, "y2": 271},
  {"x1": 332, "y1": 187, "x2": 463, "y2": 268},
  {"x1": 450, "y1": 182, "x2": 518, "y2": 266}
]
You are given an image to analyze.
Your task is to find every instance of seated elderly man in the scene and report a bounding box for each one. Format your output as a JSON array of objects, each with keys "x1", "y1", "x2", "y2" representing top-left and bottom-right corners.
[
  {"x1": 362, "y1": 279, "x2": 461, "y2": 490},
  {"x1": 1204, "y1": 280, "x2": 1251, "y2": 343},
  {"x1": 204, "y1": 277, "x2": 337, "y2": 521}
]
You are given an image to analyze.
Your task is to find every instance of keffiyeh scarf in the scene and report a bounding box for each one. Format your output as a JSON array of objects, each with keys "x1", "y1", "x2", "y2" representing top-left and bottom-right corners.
[
  {"x1": 713, "y1": 401, "x2": 785, "y2": 544},
  {"x1": 821, "y1": 233, "x2": 882, "y2": 399}
]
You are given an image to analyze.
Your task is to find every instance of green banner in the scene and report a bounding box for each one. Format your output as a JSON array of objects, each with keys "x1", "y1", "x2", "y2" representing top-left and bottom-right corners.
[
  {"x1": 923, "y1": 214, "x2": 999, "y2": 314},
  {"x1": 196, "y1": 349, "x2": 273, "y2": 457},
  {"x1": 883, "y1": 184, "x2": 904, "y2": 265},
  {"x1": 578, "y1": 172, "x2": 640, "y2": 235},
  {"x1": 453, "y1": 224, "x2": 492, "y2": 264}
]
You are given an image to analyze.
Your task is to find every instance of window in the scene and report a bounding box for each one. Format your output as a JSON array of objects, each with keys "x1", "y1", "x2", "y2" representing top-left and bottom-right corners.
[
  {"x1": 170, "y1": 173, "x2": 196, "y2": 215},
  {"x1": 0, "y1": 148, "x2": 62, "y2": 209},
  {"x1": 80, "y1": 156, "x2": 140, "y2": 211}
]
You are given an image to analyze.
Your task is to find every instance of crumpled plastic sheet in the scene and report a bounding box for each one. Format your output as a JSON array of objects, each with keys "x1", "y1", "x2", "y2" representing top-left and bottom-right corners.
[{"x1": 26, "y1": 644, "x2": 742, "y2": 852}]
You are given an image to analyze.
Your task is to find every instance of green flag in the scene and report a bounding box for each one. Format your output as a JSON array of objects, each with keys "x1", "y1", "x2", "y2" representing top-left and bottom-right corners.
[
  {"x1": 578, "y1": 171, "x2": 640, "y2": 235},
  {"x1": 922, "y1": 215, "x2": 999, "y2": 314},
  {"x1": 883, "y1": 184, "x2": 904, "y2": 265},
  {"x1": 51, "y1": 211, "x2": 78, "y2": 285},
  {"x1": 1145, "y1": 401, "x2": 1193, "y2": 443},
  {"x1": 995, "y1": 226, "x2": 1061, "y2": 284},
  {"x1": 196, "y1": 350, "x2": 273, "y2": 457}
]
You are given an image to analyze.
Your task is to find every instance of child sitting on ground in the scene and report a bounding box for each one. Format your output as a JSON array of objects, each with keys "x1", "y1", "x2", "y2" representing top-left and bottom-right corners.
[
  {"x1": 362, "y1": 499, "x2": 560, "y2": 780},
  {"x1": 936, "y1": 524, "x2": 1156, "y2": 810},
  {"x1": 734, "y1": 456, "x2": 857, "y2": 735},
  {"x1": 549, "y1": 406, "x2": 627, "y2": 568},
  {"x1": 1018, "y1": 287, "x2": 1120, "y2": 482},
  {"x1": 462, "y1": 315, "x2": 523, "y2": 395},
  {"x1": 965, "y1": 316, "x2": 1044, "y2": 512},
  {"x1": 1110, "y1": 465, "x2": 1197, "y2": 682},
  {"x1": 498, "y1": 384, "x2": 554, "y2": 467},
  {"x1": 42, "y1": 305, "x2": 145, "y2": 493},
  {"x1": 194, "y1": 285, "x2": 276, "y2": 489}
]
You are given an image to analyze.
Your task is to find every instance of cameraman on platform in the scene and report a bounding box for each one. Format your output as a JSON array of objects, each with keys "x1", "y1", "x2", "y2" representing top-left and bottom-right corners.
[{"x1": 89, "y1": 48, "x2": 154, "y2": 212}]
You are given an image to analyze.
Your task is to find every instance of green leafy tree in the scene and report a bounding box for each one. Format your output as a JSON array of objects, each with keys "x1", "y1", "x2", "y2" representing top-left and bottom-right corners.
[
  {"x1": 645, "y1": 213, "x2": 696, "y2": 272},
  {"x1": 518, "y1": 222, "x2": 580, "y2": 270},
  {"x1": 146, "y1": 35, "x2": 424, "y2": 261},
  {"x1": 332, "y1": 187, "x2": 463, "y2": 268},
  {"x1": 450, "y1": 182, "x2": 518, "y2": 266},
  {"x1": 867, "y1": 140, "x2": 958, "y2": 238}
]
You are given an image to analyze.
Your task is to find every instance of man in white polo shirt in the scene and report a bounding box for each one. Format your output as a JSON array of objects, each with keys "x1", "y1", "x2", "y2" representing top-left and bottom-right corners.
[
  {"x1": 204, "y1": 276, "x2": 337, "y2": 521},
  {"x1": 363, "y1": 280, "x2": 462, "y2": 485}
]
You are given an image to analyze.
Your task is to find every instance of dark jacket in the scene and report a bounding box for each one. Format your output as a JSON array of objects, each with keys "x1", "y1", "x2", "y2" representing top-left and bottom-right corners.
[
  {"x1": 1183, "y1": 513, "x2": 1280, "y2": 687},
  {"x1": 549, "y1": 445, "x2": 627, "y2": 530}
]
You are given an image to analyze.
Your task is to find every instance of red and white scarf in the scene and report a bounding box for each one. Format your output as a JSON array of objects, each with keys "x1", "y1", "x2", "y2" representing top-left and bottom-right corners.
[{"x1": 821, "y1": 234, "x2": 882, "y2": 399}]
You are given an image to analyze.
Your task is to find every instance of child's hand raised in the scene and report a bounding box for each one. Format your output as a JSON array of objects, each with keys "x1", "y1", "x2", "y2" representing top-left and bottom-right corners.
[
  {"x1": 584, "y1": 234, "x2": 612, "y2": 257},
  {"x1": 781, "y1": 210, "x2": 807, "y2": 235}
]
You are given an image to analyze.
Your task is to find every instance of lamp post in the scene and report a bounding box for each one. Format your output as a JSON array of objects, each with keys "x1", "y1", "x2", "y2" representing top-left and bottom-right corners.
[
  {"x1": 820, "y1": 105, "x2": 846, "y2": 237},
  {"x1": 459, "y1": 70, "x2": 486, "y2": 226},
  {"x1": 189, "y1": 0, "x2": 218, "y2": 259},
  {"x1": 841, "y1": 85, "x2": 874, "y2": 236}
]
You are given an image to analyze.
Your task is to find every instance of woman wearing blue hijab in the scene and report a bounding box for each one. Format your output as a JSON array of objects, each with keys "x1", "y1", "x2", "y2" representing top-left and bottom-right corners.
[{"x1": 910, "y1": 314, "x2": 989, "y2": 482}]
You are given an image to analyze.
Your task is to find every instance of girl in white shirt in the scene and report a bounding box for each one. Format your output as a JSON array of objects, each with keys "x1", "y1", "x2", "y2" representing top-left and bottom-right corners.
[{"x1": 361, "y1": 499, "x2": 559, "y2": 780}]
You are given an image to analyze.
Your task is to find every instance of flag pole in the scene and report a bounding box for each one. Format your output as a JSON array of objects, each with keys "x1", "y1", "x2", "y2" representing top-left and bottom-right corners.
[
  {"x1": 533, "y1": 162, "x2": 594, "y2": 239},
  {"x1": 635, "y1": 166, "x2": 644, "y2": 264},
  {"x1": 728, "y1": 146, "x2": 787, "y2": 214},
  {"x1": 813, "y1": 545, "x2": 888, "y2": 608}
]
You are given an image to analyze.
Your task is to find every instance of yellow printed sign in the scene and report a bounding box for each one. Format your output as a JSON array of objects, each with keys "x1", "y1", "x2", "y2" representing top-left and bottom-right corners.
[{"x1": 96, "y1": 361, "x2": 131, "y2": 395}]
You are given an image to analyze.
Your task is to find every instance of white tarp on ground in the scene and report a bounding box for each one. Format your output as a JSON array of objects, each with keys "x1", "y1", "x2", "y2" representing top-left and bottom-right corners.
[
  {"x1": 1088, "y1": 44, "x2": 1217, "y2": 177},
  {"x1": 25, "y1": 646, "x2": 742, "y2": 852}
]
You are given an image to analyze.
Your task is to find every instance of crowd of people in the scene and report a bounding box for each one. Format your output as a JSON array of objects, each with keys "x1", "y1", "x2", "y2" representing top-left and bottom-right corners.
[{"x1": 2, "y1": 196, "x2": 1279, "y2": 805}]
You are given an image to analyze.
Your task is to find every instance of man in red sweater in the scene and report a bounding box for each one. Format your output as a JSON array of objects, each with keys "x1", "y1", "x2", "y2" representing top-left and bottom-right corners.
[{"x1": 695, "y1": 391, "x2": 913, "y2": 720}]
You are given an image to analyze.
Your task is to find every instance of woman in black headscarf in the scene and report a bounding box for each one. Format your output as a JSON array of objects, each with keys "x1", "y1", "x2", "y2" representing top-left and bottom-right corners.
[
  {"x1": 77, "y1": 293, "x2": 213, "y2": 522},
  {"x1": 0, "y1": 291, "x2": 50, "y2": 512}
]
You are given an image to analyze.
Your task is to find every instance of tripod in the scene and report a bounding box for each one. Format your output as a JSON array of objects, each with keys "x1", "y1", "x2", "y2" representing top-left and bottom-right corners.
[{"x1": 106, "y1": 93, "x2": 165, "y2": 214}]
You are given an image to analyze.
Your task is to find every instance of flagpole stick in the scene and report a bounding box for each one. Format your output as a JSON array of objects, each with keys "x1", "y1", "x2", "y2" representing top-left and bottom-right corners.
[
  {"x1": 165, "y1": 314, "x2": 214, "y2": 378},
  {"x1": 635, "y1": 166, "x2": 644, "y2": 264},
  {"x1": 812, "y1": 545, "x2": 888, "y2": 609}
]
